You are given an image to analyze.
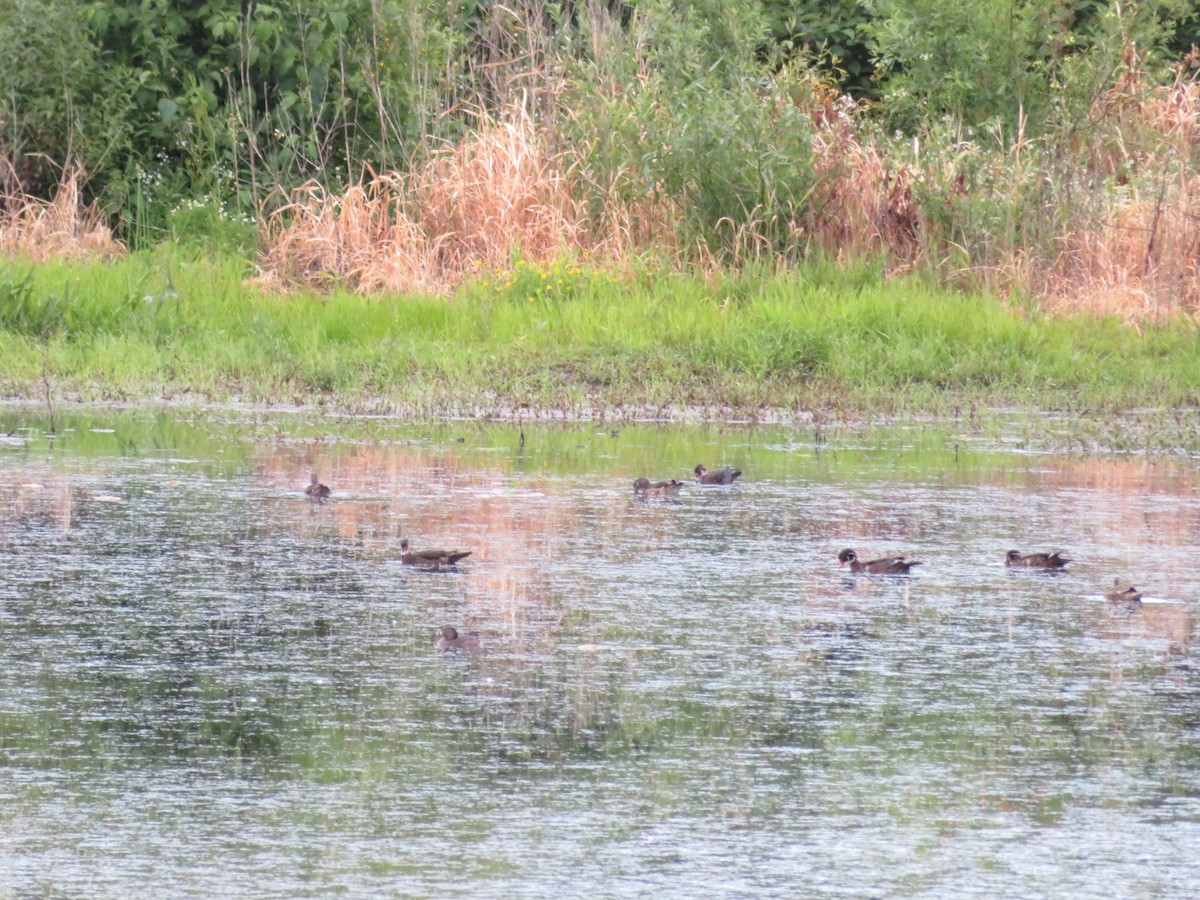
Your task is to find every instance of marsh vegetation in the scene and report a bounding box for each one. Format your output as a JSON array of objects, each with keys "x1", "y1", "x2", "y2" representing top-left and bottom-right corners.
[
  {"x1": 0, "y1": 4, "x2": 1198, "y2": 422},
  {"x1": 3, "y1": 252, "x2": 1200, "y2": 421}
]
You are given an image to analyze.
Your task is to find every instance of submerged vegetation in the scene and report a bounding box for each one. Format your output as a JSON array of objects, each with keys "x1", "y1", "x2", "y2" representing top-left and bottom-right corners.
[{"x1": 0, "y1": 1, "x2": 1199, "y2": 415}]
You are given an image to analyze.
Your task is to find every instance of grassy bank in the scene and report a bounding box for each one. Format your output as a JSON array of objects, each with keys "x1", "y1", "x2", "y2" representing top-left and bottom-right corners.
[{"x1": 2, "y1": 251, "x2": 1199, "y2": 420}]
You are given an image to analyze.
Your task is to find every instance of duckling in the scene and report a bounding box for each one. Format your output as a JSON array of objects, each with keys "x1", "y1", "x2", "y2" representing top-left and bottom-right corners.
[
  {"x1": 304, "y1": 473, "x2": 331, "y2": 501},
  {"x1": 1104, "y1": 578, "x2": 1143, "y2": 604}
]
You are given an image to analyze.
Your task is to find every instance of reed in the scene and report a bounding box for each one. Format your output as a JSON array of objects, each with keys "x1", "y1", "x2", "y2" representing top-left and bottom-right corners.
[
  {"x1": 256, "y1": 104, "x2": 656, "y2": 296},
  {"x1": 1037, "y1": 67, "x2": 1200, "y2": 318},
  {"x1": 249, "y1": 51, "x2": 1197, "y2": 320},
  {"x1": 0, "y1": 164, "x2": 124, "y2": 262}
]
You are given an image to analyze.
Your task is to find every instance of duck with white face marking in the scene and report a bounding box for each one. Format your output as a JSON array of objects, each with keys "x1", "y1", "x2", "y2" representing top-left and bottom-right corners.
[
  {"x1": 838, "y1": 548, "x2": 923, "y2": 575},
  {"x1": 1005, "y1": 549, "x2": 1070, "y2": 569}
]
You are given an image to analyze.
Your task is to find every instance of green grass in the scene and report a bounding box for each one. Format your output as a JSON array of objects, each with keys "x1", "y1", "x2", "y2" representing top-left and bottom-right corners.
[{"x1": 2, "y1": 250, "x2": 1199, "y2": 418}]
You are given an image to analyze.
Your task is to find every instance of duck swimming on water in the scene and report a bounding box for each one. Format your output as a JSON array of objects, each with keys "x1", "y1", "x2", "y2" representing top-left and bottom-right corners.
[
  {"x1": 634, "y1": 477, "x2": 685, "y2": 498},
  {"x1": 304, "y1": 473, "x2": 331, "y2": 501},
  {"x1": 1005, "y1": 549, "x2": 1070, "y2": 569},
  {"x1": 400, "y1": 540, "x2": 472, "y2": 568},
  {"x1": 1104, "y1": 578, "x2": 1143, "y2": 604},
  {"x1": 838, "y1": 548, "x2": 923, "y2": 575},
  {"x1": 436, "y1": 626, "x2": 481, "y2": 652},
  {"x1": 694, "y1": 464, "x2": 742, "y2": 485}
]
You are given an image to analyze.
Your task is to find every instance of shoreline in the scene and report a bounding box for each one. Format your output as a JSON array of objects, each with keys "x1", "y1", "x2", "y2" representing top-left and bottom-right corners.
[
  {"x1": 3, "y1": 254, "x2": 1199, "y2": 442},
  {"x1": 3, "y1": 395, "x2": 1200, "y2": 458}
]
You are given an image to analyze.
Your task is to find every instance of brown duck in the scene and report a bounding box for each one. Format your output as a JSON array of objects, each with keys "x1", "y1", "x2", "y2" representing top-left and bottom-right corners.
[
  {"x1": 1005, "y1": 549, "x2": 1070, "y2": 569},
  {"x1": 1104, "y1": 578, "x2": 1143, "y2": 604},
  {"x1": 634, "y1": 477, "x2": 685, "y2": 498},
  {"x1": 436, "y1": 626, "x2": 481, "y2": 652},
  {"x1": 838, "y1": 548, "x2": 923, "y2": 575},
  {"x1": 400, "y1": 539, "x2": 472, "y2": 568},
  {"x1": 304, "y1": 473, "x2": 331, "y2": 501},
  {"x1": 694, "y1": 464, "x2": 742, "y2": 485}
]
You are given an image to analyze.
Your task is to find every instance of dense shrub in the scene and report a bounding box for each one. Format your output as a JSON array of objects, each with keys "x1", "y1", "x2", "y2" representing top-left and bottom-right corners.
[
  {"x1": 862, "y1": 0, "x2": 1196, "y2": 132},
  {"x1": 560, "y1": 0, "x2": 821, "y2": 260},
  {"x1": 0, "y1": 0, "x2": 459, "y2": 242}
]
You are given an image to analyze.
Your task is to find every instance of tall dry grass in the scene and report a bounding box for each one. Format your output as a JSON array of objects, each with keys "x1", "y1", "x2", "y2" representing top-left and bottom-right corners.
[
  {"x1": 0, "y1": 164, "x2": 124, "y2": 261},
  {"x1": 242, "y1": 56, "x2": 1200, "y2": 319},
  {"x1": 256, "y1": 104, "x2": 666, "y2": 295},
  {"x1": 791, "y1": 55, "x2": 1200, "y2": 319},
  {"x1": 800, "y1": 88, "x2": 923, "y2": 266},
  {"x1": 1038, "y1": 64, "x2": 1200, "y2": 318}
]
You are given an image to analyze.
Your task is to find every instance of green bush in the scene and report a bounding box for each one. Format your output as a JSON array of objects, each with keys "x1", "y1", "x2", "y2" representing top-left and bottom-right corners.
[
  {"x1": 0, "y1": 269, "x2": 60, "y2": 337},
  {"x1": 167, "y1": 197, "x2": 258, "y2": 258},
  {"x1": 563, "y1": 0, "x2": 819, "y2": 260},
  {"x1": 764, "y1": 0, "x2": 876, "y2": 97},
  {"x1": 861, "y1": 0, "x2": 1060, "y2": 131},
  {"x1": 861, "y1": 0, "x2": 1196, "y2": 133},
  {"x1": 1, "y1": 0, "x2": 460, "y2": 236},
  {"x1": 0, "y1": 1, "x2": 135, "y2": 198}
]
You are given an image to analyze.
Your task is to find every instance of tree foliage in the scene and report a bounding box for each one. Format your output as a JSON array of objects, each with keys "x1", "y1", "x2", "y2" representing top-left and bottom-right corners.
[
  {"x1": 1, "y1": 0, "x2": 461, "y2": 239},
  {"x1": 0, "y1": 0, "x2": 1196, "y2": 246}
]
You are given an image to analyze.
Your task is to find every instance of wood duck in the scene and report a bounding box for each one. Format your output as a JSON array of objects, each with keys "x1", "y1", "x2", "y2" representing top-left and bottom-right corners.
[
  {"x1": 436, "y1": 626, "x2": 481, "y2": 652},
  {"x1": 304, "y1": 473, "x2": 331, "y2": 501},
  {"x1": 694, "y1": 464, "x2": 742, "y2": 484},
  {"x1": 1005, "y1": 549, "x2": 1070, "y2": 569},
  {"x1": 400, "y1": 539, "x2": 471, "y2": 568},
  {"x1": 1104, "y1": 578, "x2": 1143, "y2": 604},
  {"x1": 634, "y1": 477, "x2": 685, "y2": 497},
  {"x1": 838, "y1": 548, "x2": 922, "y2": 575}
]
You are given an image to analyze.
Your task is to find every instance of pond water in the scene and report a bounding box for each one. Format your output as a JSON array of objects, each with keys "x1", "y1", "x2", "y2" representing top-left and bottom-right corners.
[{"x1": 2, "y1": 408, "x2": 1199, "y2": 898}]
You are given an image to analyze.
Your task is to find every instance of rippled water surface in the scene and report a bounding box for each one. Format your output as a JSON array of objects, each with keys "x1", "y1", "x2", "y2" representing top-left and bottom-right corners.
[{"x1": 2, "y1": 409, "x2": 1200, "y2": 898}]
